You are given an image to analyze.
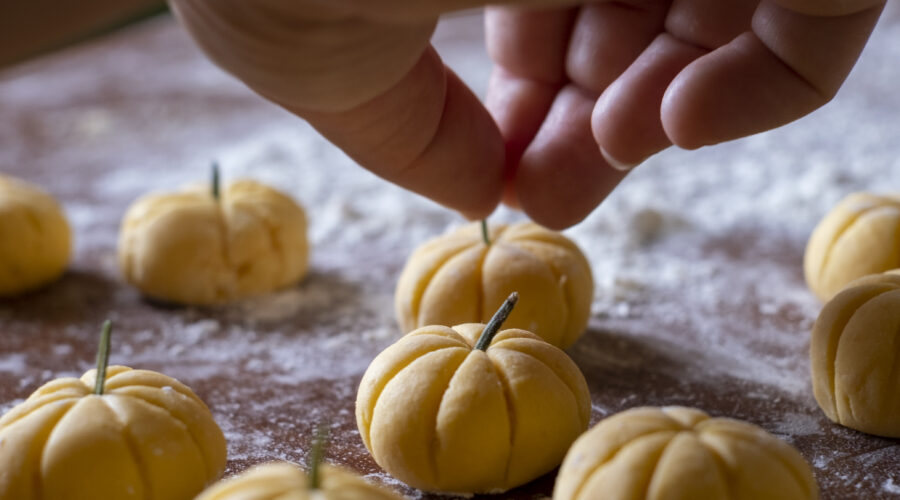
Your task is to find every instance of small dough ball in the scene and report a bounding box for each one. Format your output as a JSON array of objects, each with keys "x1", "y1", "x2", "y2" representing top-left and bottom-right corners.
[
  {"x1": 0, "y1": 175, "x2": 71, "y2": 297},
  {"x1": 0, "y1": 365, "x2": 227, "y2": 500},
  {"x1": 554, "y1": 406, "x2": 819, "y2": 500},
  {"x1": 804, "y1": 192, "x2": 900, "y2": 302},
  {"x1": 195, "y1": 462, "x2": 403, "y2": 500},
  {"x1": 356, "y1": 322, "x2": 590, "y2": 494},
  {"x1": 395, "y1": 222, "x2": 593, "y2": 349},
  {"x1": 810, "y1": 270, "x2": 900, "y2": 437},
  {"x1": 118, "y1": 179, "x2": 309, "y2": 304}
]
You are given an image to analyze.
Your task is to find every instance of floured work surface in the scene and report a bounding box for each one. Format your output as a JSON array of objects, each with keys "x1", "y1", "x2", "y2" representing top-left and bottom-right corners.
[{"x1": 2, "y1": 10, "x2": 900, "y2": 500}]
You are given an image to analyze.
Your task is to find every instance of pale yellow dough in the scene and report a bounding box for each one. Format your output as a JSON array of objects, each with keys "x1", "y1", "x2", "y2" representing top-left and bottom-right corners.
[
  {"x1": 195, "y1": 461, "x2": 403, "y2": 500},
  {"x1": 0, "y1": 365, "x2": 227, "y2": 500},
  {"x1": 0, "y1": 175, "x2": 71, "y2": 297},
  {"x1": 395, "y1": 222, "x2": 593, "y2": 349},
  {"x1": 804, "y1": 192, "x2": 900, "y2": 302},
  {"x1": 118, "y1": 179, "x2": 308, "y2": 305},
  {"x1": 356, "y1": 323, "x2": 591, "y2": 494},
  {"x1": 810, "y1": 270, "x2": 900, "y2": 437},
  {"x1": 554, "y1": 406, "x2": 819, "y2": 500}
]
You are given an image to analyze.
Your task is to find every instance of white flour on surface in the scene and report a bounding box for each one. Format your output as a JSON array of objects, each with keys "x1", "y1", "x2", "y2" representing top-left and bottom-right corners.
[{"x1": 2, "y1": 7, "x2": 900, "y2": 500}]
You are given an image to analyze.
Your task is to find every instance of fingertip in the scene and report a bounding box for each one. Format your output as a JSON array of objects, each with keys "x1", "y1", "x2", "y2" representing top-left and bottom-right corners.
[
  {"x1": 515, "y1": 86, "x2": 625, "y2": 230},
  {"x1": 519, "y1": 202, "x2": 589, "y2": 230},
  {"x1": 305, "y1": 48, "x2": 504, "y2": 219},
  {"x1": 459, "y1": 205, "x2": 497, "y2": 222},
  {"x1": 590, "y1": 34, "x2": 704, "y2": 166},
  {"x1": 416, "y1": 69, "x2": 505, "y2": 217},
  {"x1": 501, "y1": 180, "x2": 520, "y2": 209},
  {"x1": 659, "y1": 33, "x2": 823, "y2": 150},
  {"x1": 485, "y1": 68, "x2": 558, "y2": 175},
  {"x1": 457, "y1": 191, "x2": 501, "y2": 221},
  {"x1": 599, "y1": 146, "x2": 641, "y2": 171},
  {"x1": 660, "y1": 75, "x2": 709, "y2": 150}
]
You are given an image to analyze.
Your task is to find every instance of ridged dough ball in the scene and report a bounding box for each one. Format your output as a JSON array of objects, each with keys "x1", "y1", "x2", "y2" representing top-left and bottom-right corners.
[
  {"x1": 804, "y1": 192, "x2": 900, "y2": 302},
  {"x1": 554, "y1": 407, "x2": 818, "y2": 500},
  {"x1": 395, "y1": 222, "x2": 593, "y2": 349},
  {"x1": 0, "y1": 365, "x2": 227, "y2": 500},
  {"x1": 0, "y1": 175, "x2": 71, "y2": 297},
  {"x1": 195, "y1": 462, "x2": 403, "y2": 500},
  {"x1": 118, "y1": 179, "x2": 308, "y2": 304},
  {"x1": 810, "y1": 270, "x2": 900, "y2": 437},
  {"x1": 356, "y1": 323, "x2": 590, "y2": 494}
]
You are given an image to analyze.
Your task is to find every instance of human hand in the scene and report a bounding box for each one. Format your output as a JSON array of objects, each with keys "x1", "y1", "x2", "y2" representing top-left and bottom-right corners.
[{"x1": 169, "y1": 0, "x2": 884, "y2": 229}]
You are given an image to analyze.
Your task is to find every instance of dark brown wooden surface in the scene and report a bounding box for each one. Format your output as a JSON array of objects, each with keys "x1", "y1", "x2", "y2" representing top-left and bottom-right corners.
[{"x1": 2, "y1": 10, "x2": 900, "y2": 500}]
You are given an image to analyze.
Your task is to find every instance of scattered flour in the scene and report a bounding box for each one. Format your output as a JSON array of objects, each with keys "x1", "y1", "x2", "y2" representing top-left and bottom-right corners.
[
  {"x1": 0, "y1": 353, "x2": 26, "y2": 373},
  {"x1": 2, "y1": 8, "x2": 900, "y2": 500},
  {"x1": 884, "y1": 478, "x2": 900, "y2": 495},
  {"x1": 770, "y1": 412, "x2": 824, "y2": 437}
]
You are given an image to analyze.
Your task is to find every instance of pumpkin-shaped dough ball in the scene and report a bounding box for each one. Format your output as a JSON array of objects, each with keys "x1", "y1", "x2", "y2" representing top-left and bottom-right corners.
[
  {"x1": 196, "y1": 462, "x2": 403, "y2": 500},
  {"x1": 804, "y1": 192, "x2": 900, "y2": 302},
  {"x1": 0, "y1": 175, "x2": 71, "y2": 297},
  {"x1": 118, "y1": 178, "x2": 308, "y2": 304},
  {"x1": 396, "y1": 221, "x2": 593, "y2": 349},
  {"x1": 810, "y1": 270, "x2": 900, "y2": 437},
  {"x1": 0, "y1": 365, "x2": 227, "y2": 500},
  {"x1": 357, "y1": 295, "x2": 591, "y2": 494},
  {"x1": 554, "y1": 406, "x2": 818, "y2": 500}
]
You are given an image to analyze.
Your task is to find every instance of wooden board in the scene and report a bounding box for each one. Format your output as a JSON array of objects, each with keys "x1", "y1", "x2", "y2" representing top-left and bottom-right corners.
[{"x1": 2, "y1": 11, "x2": 899, "y2": 499}]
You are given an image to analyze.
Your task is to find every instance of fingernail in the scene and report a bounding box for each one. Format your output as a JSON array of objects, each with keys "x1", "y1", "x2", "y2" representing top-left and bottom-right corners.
[{"x1": 600, "y1": 147, "x2": 641, "y2": 171}]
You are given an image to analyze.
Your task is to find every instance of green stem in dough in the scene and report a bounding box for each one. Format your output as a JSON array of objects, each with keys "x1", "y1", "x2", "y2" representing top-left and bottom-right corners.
[
  {"x1": 94, "y1": 320, "x2": 112, "y2": 395},
  {"x1": 211, "y1": 161, "x2": 220, "y2": 201},
  {"x1": 481, "y1": 219, "x2": 491, "y2": 245},
  {"x1": 308, "y1": 423, "x2": 330, "y2": 490},
  {"x1": 475, "y1": 292, "x2": 518, "y2": 351}
]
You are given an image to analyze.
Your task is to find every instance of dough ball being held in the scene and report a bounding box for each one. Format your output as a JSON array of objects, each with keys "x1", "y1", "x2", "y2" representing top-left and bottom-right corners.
[
  {"x1": 0, "y1": 175, "x2": 71, "y2": 297},
  {"x1": 554, "y1": 406, "x2": 818, "y2": 500},
  {"x1": 0, "y1": 322, "x2": 227, "y2": 500},
  {"x1": 195, "y1": 462, "x2": 403, "y2": 500},
  {"x1": 357, "y1": 293, "x2": 591, "y2": 495},
  {"x1": 810, "y1": 270, "x2": 900, "y2": 437},
  {"x1": 804, "y1": 192, "x2": 900, "y2": 302},
  {"x1": 396, "y1": 221, "x2": 593, "y2": 349},
  {"x1": 118, "y1": 167, "x2": 308, "y2": 305}
]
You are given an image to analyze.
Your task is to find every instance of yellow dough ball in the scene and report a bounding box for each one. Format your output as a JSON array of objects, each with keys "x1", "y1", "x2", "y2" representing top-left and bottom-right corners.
[
  {"x1": 395, "y1": 221, "x2": 593, "y2": 349},
  {"x1": 810, "y1": 270, "x2": 900, "y2": 437},
  {"x1": 554, "y1": 407, "x2": 819, "y2": 500},
  {"x1": 118, "y1": 178, "x2": 309, "y2": 304},
  {"x1": 357, "y1": 295, "x2": 591, "y2": 494},
  {"x1": 0, "y1": 365, "x2": 227, "y2": 500},
  {"x1": 0, "y1": 175, "x2": 71, "y2": 297},
  {"x1": 195, "y1": 462, "x2": 403, "y2": 500},
  {"x1": 804, "y1": 192, "x2": 900, "y2": 302}
]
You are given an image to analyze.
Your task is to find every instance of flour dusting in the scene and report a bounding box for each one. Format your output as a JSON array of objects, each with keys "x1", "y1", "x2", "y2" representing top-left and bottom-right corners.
[{"x1": 2, "y1": 8, "x2": 900, "y2": 500}]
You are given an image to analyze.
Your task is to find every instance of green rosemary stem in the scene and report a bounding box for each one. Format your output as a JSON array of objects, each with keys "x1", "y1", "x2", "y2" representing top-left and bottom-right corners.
[
  {"x1": 474, "y1": 292, "x2": 518, "y2": 351},
  {"x1": 211, "y1": 161, "x2": 220, "y2": 201},
  {"x1": 308, "y1": 424, "x2": 330, "y2": 490},
  {"x1": 94, "y1": 320, "x2": 112, "y2": 395},
  {"x1": 481, "y1": 219, "x2": 491, "y2": 246}
]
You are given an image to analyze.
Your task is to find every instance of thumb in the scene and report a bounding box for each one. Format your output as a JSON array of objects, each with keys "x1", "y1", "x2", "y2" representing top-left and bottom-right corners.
[
  {"x1": 169, "y1": 0, "x2": 435, "y2": 112},
  {"x1": 170, "y1": 0, "x2": 505, "y2": 218}
]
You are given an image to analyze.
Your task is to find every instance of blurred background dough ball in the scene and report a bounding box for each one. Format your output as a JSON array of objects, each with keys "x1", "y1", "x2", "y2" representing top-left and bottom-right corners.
[
  {"x1": 810, "y1": 270, "x2": 900, "y2": 438},
  {"x1": 0, "y1": 365, "x2": 227, "y2": 500},
  {"x1": 554, "y1": 406, "x2": 818, "y2": 500},
  {"x1": 395, "y1": 222, "x2": 593, "y2": 349},
  {"x1": 804, "y1": 192, "x2": 900, "y2": 302},
  {"x1": 118, "y1": 179, "x2": 308, "y2": 305},
  {"x1": 0, "y1": 175, "x2": 71, "y2": 297}
]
